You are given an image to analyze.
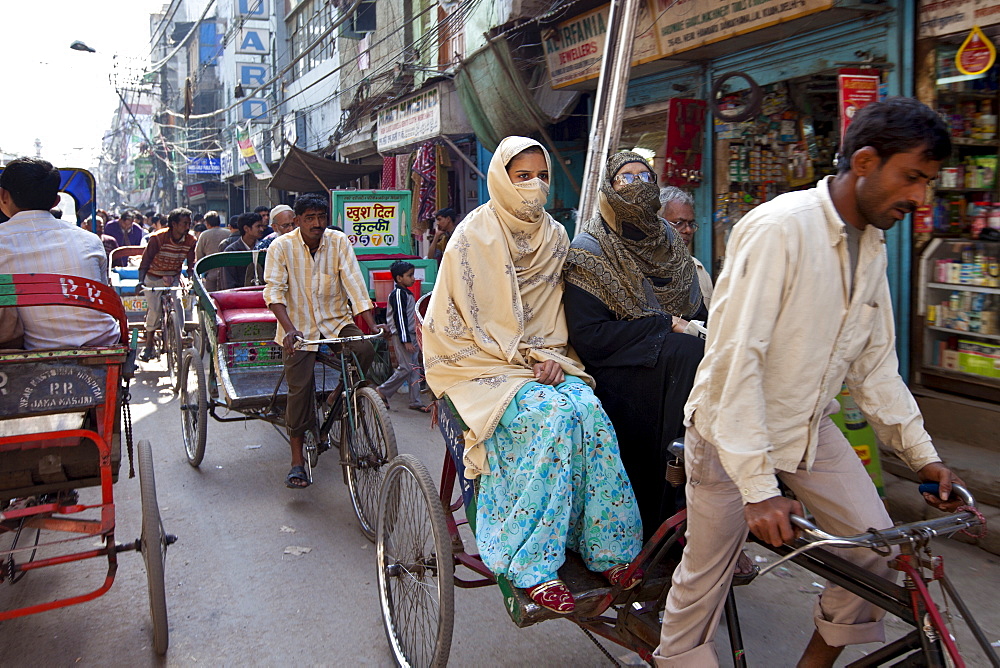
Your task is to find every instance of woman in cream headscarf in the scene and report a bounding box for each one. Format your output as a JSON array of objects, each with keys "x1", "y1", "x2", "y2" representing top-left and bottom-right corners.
[
  {"x1": 422, "y1": 137, "x2": 642, "y2": 615},
  {"x1": 564, "y1": 152, "x2": 706, "y2": 541}
]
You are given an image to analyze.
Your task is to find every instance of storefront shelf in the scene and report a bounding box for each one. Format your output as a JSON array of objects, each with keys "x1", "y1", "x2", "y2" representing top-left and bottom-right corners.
[
  {"x1": 921, "y1": 365, "x2": 1000, "y2": 387},
  {"x1": 934, "y1": 187, "x2": 995, "y2": 192},
  {"x1": 927, "y1": 282, "x2": 1000, "y2": 294},
  {"x1": 926, "y1": 325, "x2": 1000, "y2": 341},
  {"x1": 950, "y1": 138, "x2": 1000, "y2": 147},
  {"x1": 937, "y1": 91, "x2": 998, "y2": 100}
]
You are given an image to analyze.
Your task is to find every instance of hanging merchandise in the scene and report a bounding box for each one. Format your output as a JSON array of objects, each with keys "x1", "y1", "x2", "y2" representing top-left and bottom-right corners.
[
  {"x1": 662, "y1": 98, "x2": 707, "y2": 187},
  {"x1": 381, "y1": 155, "x2": 397, "y2": 189},
  {"x1": 412, "y1": 141, "x2": 438, "y2": 225},
  {"x1": 956, "y1": 25, "x2": 997, "y2": 76}
]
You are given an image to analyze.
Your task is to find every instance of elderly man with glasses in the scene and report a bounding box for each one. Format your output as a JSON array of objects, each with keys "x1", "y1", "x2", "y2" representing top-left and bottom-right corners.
[{"x1": 660, "y1": 186, "x2": 713, "y2": 307}]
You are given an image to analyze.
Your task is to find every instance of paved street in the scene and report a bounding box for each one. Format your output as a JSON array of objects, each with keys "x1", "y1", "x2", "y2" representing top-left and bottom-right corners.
[{"x1": 1, "y1": 359, "x2": 997, "y2": 666}]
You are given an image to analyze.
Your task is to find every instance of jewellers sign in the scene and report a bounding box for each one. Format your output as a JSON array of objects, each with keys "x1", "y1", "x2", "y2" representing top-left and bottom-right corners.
[
  {"x1": 653, "y1": 0, "x2": 834, "y2": 58},
  {"x1": 542, "y1": 0, "x2": 661, "y2": 89},
  {"x1": 919, "y1": 0, "x2": 1000, "y2": 38},
  {"x1": 377, "y1": 87, "x2": 440, "y2": 152}
]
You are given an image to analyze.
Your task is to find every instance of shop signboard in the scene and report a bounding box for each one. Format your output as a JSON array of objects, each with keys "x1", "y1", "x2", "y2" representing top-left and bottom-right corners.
[
  {"x1": 541, "y1": 0, "x2": 661, "y2": 89},
  {"x1": 330, "y1": 190, "x2": 412, "y2": 255},
  {"x1": 377, "y1": 87, "x2": 440, "y2": 152},
  {"x1": 918, "y1": 0, "x2": 1000, "y2": 39},
  {"x1": 186, "y1": 156, "x2": 221, "y2": 175},
  {"x1": 837, "y1": 69, "x2": 880, "y2": 148},
  {"x1": 956, "y1": 25, "x2": 997, "y2": 75},
  {"x1": 653, "y1": 0, "x2": 834, "y2": 58}
]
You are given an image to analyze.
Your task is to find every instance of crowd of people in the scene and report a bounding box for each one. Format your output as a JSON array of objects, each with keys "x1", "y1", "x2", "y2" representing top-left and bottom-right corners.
[{"x1": 0, "y1": 96, "x2": 974, "y2": 667}]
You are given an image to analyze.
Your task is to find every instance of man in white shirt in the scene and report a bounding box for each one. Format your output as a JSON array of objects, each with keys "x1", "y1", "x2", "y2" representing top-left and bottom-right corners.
[
  {"x1": 654, "y1": 99, "x2": 965, "y2": 667},
  {"x1": 0, "y1": 158, "x2": 119, "y2": 349}
]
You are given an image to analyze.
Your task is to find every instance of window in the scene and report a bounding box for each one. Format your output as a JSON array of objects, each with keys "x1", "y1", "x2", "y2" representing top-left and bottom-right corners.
[
  {"x1": 341, "y1": 0, "x2": 376, "y2": 39},
  {"x1": 287, "y1": 0, "x2": 336, "y2": 80}
]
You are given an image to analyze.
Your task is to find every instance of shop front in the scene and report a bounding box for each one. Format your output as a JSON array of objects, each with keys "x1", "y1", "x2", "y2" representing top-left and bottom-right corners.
[
  {"x1": 913, "y1": 1, "x2": 1000, "y2": 407},
  {"x1": 375, "y1": 81, "x2": 481, "y2": 258}
]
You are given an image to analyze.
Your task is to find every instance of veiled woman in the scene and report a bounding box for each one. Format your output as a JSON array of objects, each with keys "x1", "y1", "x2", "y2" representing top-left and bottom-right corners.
[
  {"x1": 563, "y1": 152, "x2": 707, "y2": 541},
  {"x1": 422, "y1": 137, "x2": 642, "y2": 615}
]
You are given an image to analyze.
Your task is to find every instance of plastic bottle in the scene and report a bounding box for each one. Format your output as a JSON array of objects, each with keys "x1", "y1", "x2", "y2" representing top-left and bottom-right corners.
[{"x1": 838, "y1": 384, "x2": 868, "y2": 430}]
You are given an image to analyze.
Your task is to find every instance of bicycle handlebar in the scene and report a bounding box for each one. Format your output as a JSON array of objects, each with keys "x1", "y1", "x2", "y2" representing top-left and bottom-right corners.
[
  {"x1": 141, "y1": 285, "x2": 186, "y2": 292},
  {"x1": 294, "y1": 332, "x2": 385, "y2": 348},
  {"x1": 759, "y1": 484, "x2": 981, "y2": 576}
]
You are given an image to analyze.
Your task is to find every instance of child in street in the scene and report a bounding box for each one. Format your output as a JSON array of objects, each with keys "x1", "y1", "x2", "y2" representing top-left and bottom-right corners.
[{"x1": 376, "y1": 261, "x2": 429, "y2": 412}]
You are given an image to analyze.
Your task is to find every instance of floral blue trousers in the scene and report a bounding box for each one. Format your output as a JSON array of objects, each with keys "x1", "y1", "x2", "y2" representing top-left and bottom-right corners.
[{"x1": 475, "y1": 378, "x2": 642, "y2": 588}]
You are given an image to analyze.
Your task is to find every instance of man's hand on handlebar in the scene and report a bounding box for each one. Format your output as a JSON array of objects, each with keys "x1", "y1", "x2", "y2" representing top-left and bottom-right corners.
[
  {"x1": 745, "y1": 495, "x2": 804, "y2": 548},
  {"x1": 283, "y1": 330, "x2": 305, "y2": 356},
  {"x1": 374, "y1": 323, "x2": 390, "y2": 338},
  {"x1": 918, "y1": 462, "x2": 967, "y2": 513}
]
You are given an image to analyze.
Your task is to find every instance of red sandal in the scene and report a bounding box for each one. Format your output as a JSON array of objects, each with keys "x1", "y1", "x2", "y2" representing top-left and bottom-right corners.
[
  {"x1": 526, "y1": 579, "x2": 575, "y2": 614},
  {"x1": 603, "y1": 564, "x2": 644, "y2": 590}
]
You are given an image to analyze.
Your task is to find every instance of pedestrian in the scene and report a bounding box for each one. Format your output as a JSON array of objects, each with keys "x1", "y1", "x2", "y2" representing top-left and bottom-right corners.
[
  {"x1": 194, "y1": 210, "x2": 229, "y2": 292},
  {"x1": 422, "y1": 136, "x2": 642, "y2": 615},
  {"x1": 426, "y1": 207, "x2": 457, "y2": 262},
  {"x1": 254, "y1": 205, "x2": 272, "y2": 235},
  {"x1": 255, "y1": 204, "x2": 296, "y2": 250},
  {"x1": 659, "y1": 186, "x2": 713, "y2": 306},
  {"x1": 653, "y1": 97, "x2": 966, "y2": 667},
  {"x1": 105, "y1": 209, "x2": 145, "y2": 248},
  {"x1": 220, "y1": 212, "x2": 265, "y2": 289},
  {"x1": 375, "y1": 260, "x2": 428, "y2": 413}
]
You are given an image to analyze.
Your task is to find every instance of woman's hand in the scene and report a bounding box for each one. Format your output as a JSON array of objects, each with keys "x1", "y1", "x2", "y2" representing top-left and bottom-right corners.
[
  {"x1": 532, "y1": 360, "x2": 564, "y2": 386},
  {"x1": 671, "y1": 316, "x2": 689, "y2": 333}
]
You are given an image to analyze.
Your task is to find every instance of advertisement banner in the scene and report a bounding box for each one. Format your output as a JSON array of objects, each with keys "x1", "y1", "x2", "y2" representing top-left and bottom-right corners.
[
  {"x1": 377, "y1": 87, "x2": 441, "y2": 152},
  {"x1": 838, "y1": 69, "x2": 880, "y2": 148},
  {"x1": 542, "y1": 0, "x2": 660, "y2": 89},
  {"x1": 919, "y1": 0, "x2": 1000, "y2": 38},
  {"x1": 236, "y1": 124, "x2": 272, "y2": 180},
  {"x1": 956, "y1": 25, "x2": 997, "y2": 75},
  {"x1": 653, "y1": 0, "x2": 834, "y2": 58},
  {"x1": 331, "y1": 190, "x2": 412, "y2": 255}
]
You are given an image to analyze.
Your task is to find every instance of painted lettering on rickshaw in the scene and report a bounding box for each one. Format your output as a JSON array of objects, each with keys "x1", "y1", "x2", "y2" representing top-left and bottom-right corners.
[
  {"x1": 347, "y1": 234, "x2": 395, "y2": 247},
  {"x1": 344, "y1": 203, "x2": 397, "y2": 222},
  {"x1": 15, "y1": 366, "x2": 105, "y2": 412},
  {"x1": 58, "y1": 277, "x2": 105, "y2": 305}
]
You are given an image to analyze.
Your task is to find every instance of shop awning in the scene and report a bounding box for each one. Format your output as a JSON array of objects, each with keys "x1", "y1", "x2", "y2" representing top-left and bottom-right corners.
[
  {"x1": 455, "y1": 38, "x2": 579, "y2": 152},
  {"x1": 270, "y1": 145, "x2": 381, "y2": 192}
]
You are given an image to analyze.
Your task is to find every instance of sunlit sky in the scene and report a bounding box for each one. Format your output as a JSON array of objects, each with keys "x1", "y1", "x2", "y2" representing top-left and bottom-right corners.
[{"x1": 1, "y1": 1, "x2": 166, "y2": 169}]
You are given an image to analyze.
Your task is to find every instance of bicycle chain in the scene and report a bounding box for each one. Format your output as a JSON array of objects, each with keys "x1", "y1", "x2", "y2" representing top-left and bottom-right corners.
[{"x1": 122, "y1": 383, "x2": 135, "y2": 479}]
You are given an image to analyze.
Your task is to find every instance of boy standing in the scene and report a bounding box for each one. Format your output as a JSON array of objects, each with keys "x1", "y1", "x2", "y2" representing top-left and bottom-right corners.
[{"x1": 376, "y1": 261, "x2": 428, "y2": 412}]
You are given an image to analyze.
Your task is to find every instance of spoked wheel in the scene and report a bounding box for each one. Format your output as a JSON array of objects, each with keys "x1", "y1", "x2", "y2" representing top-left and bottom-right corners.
[
  {"x1": 368, "y1": 338, "x2": 394, "y2": 385},
  {"x1": 377, "y1": 455, "x2": 454, "y2": 668},
  {"x1": 179, "y1": 348, "x2": 208, "y2": 467},
  {"x1": 137, "y1": 439, "x2": 170, "y2": 656},
  {"x1": 346, "y1": 386, "x2": 398, "y2": 541},
  {"x1": 165, "y1": 300, "x2": 184, "y2": 393}
]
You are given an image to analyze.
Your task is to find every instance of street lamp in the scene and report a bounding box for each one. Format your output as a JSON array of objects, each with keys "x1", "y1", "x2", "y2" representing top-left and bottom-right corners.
[{"x1": 70, "y1": 40, "x2": 96, "y2": 53}]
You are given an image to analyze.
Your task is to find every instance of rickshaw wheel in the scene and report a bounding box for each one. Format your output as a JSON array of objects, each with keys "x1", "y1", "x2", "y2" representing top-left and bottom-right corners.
[
  {"x1": 346, "y1": 386, "x2": 399, "y2": 542},
  {"x1": 166, "y1": 299, "x2": 184, "y2": 393},
  {"x1": 377, "y1": 455, "x2": 454, "y2": 668},
  {"x1": 180, "y1": 348, "x2": 208, "y2": 467},
  {"x1": 137, "y1": 439, "x2": 170, "y2": 656}
]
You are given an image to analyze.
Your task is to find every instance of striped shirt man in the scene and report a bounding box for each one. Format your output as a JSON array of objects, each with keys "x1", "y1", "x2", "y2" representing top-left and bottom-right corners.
[
  {"x1": 139, "y1": 228, "x2": 196, "y2": 281},
  {"x1": 262, "y1": 227, "x2": 373, "y2": 351}
]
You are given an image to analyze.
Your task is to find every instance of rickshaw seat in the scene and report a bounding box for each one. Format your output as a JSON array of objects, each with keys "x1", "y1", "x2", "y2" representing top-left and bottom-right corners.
[{"x1": 209, "y1": 287, "x2": 275, "y2": 343}]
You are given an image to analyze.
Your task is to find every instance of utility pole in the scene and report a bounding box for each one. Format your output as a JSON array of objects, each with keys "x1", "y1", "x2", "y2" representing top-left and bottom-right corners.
[{"x1": 577, "y1": 0, "x2": 643, "y2": 234}]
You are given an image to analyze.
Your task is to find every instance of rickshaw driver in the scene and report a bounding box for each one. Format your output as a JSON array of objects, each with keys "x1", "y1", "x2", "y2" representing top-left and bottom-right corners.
[
  {"x1": 0, "y1": 157, "x2": 119, "y2": 350},
  {"x1": 653, "y1": 99, "x2": 966, "y2": 668},
  {"x1": 136, "y1": 208, "x2": 196, "y2": 361},
  {"x1": 263, "y1": 193, "x2": 388, "y2": 489}
]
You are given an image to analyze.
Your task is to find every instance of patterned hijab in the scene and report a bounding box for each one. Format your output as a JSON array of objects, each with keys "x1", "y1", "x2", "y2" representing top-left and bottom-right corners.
[
  {"x1": 566, "y1": 151, "x2": 700, "y2": 320},
  {"x1": 422, "y1": 136, "x2": 591, "y2": 478}
]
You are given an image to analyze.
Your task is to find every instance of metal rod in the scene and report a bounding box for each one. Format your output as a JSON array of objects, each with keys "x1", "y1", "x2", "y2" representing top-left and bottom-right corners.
[
  {"x1": 439, "y1": 136, "x2": 486, "y2": 180},
  {"x1": 577, "y1": 0, "x2": 643, "y2": 233},
  {"x1": 724, "y1": 588, "x2": 748, "y2": 668},
  {"x1": 941, "y1": 573, "x2": 1000, "y2": 667}
]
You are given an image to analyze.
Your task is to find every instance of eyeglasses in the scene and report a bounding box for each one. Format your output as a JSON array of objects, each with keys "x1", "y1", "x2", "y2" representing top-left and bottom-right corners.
[
  {"x1": 666, "y1": 219, "x2": 698, "y2": 231},
  {"x1": 613, "y1": 171, "x2": 657, "y2": 186}
]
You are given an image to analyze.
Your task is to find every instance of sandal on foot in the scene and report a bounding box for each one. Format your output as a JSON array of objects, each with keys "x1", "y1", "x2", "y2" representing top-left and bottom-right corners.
[
  {"x1": 526, "y1": 579, "x2": 575, "y2": 614},
  {"x1": 732, "y1": 551, "x2": 759, "y2": 586},
  {"x1": 285, "y1": 465, "x2": 311, "y2": 489},
  {"x1": 603, "y1": 564, "x2": 644, "y2": 590},
  {"x1": 408, "y1": 404, "x2": 431, "y2": 413}
]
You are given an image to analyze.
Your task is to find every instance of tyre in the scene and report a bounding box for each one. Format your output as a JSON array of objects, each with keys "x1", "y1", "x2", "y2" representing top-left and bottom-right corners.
[
  {"x1": 346, "y1": 386, "x2": 398, "y2": 541},
  {"x1": 166, "y1": 299, "x2": 184, "y2": 393},
  {"x1": 137, "y1": 439, "x2": 170, "y2": 656},
  {"x1": 377, "y1": 455, "x2": 454, "y2": 668},
  {"x1": 179, "y1": 348, "x2": 208, "y2": 467}
]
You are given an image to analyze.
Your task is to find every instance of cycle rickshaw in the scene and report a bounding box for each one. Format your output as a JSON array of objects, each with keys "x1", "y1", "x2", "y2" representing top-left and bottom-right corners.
[
  {"x1": 0, "y1": 273, "x2": 174, "y2": 655},
  {"x1": 109, "y1": 245, "x2": 197, "y2": 392},
  {"x1": 372, "y1": 293, "x2": 997, "y2": 668},
  {"x1": 177, "y1": 250, "x2": 397, "y2": 540}
]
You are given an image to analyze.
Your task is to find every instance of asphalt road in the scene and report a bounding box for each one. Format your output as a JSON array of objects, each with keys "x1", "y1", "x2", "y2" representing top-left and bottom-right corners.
[{"x1": 1, "y1": 359, "x2": 998, "y2": 666}]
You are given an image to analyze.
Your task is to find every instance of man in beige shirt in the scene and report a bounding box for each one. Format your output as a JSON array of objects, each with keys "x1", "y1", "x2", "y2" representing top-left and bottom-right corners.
[
  {"x1": 654, "y1": 99, "x2": 965, "y2": 667},
  {"x1": 263, "y1": 194, "x2": 386, "y2": 489}
]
